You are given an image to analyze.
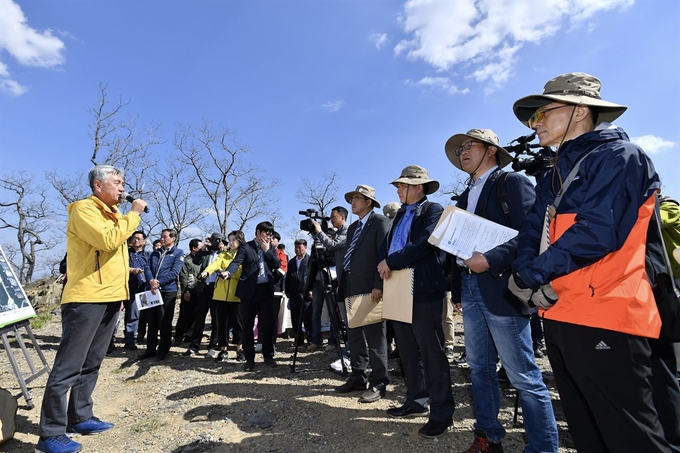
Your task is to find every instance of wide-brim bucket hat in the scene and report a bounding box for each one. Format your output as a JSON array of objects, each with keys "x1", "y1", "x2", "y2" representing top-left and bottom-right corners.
[
  {"x1": 344, "y1": 184, "x2": 381, "y2": 208},
  {"x1": 445, "y1": 128, "x2": 514, "y2": 170},
  {"x1": 513, "y1": 72, "x2": 627, "y2": 127},
  {"x1": 390, "y1": 165, "x2": 439, "y2": 195}
]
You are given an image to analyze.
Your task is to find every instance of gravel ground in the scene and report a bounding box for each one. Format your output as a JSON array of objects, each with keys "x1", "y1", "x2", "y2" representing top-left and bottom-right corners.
[{"x1": 0, "y1": 311, "x2": 576, "y2": 453}]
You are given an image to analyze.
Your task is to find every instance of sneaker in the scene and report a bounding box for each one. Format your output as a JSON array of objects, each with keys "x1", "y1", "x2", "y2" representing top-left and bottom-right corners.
[
  {"x1": 181, "y1": 349, "x2": 197, "y2": 357},
  {"x1": 307, "y1": 343, "x2": 321, "y2": 352},
  {"x1": 214, "y1": 350, "x2": 228, "y2": 363},
  {"x1": 463, "y1": 429, "x2": 504, "y2": 453},
  {"x1": 254, "y1": 343, "x2": 263, "y2": 353},
  {"x1": 66, "y1": 416, "x2": 114, "y2": 435},
  {"x1": 329, "y1": 357, "x2": 351, "y2": 373},
  {"x1": 236, "y1": 350, "x2": 246, "y2": 362},
  {"x1": 36, "y1": 434, "x2": 83, "y2": 453},
  {"x1": 206, "y1": 348, "x2": 218, "y2": 358},
  {"x1": 445, "y1": 346, "x2": 455, "y2": 361}
]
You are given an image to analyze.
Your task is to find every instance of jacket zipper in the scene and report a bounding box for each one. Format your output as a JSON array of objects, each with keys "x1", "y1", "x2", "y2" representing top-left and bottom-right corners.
[{"x1": 95, "y1": 250, "x2": 102, "y2": 284}]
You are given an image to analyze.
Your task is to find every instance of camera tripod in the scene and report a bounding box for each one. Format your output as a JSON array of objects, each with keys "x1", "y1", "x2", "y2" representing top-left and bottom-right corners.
[{"x1": 290, "y1": 238, "x2": 348, "y2": 374}]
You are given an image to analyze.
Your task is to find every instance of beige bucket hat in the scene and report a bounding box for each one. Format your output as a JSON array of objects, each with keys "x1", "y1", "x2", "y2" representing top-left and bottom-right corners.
[
  {"x1": 344, "y1": 184, "x2": 381, "y2": 208},
  {"x1": 513, "y1": 72, "x2": 627, "y2": 127},
  {"x1": 390, "y1": 165, "x2": 440, "y2": 195},
  {"x1": 382, "y1": 201, "x2": 401, "y2": 220},
  {"x1": 445, "y1": 128, "x2": 514, "y2": 170}
]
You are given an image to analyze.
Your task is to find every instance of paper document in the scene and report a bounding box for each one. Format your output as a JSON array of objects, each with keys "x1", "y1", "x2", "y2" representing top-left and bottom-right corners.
[
  {"x1": 345, "y1": 294, "x2": 383, "y2": 328},
  {"x1": 429, "y1": 206, "x2": 517, "y2": 260},
  {"x1": 135, "y1": 290, "x2": 163, "y2": 311},
  {"x1": 382, "y1": 268, "x2": 413, "y2": 324}
]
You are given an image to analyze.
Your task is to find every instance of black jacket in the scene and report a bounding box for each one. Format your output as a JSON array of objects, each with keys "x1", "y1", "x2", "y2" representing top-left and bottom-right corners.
[{"x1": 226, "y1": 240, "x2": 280, "y2": 300}]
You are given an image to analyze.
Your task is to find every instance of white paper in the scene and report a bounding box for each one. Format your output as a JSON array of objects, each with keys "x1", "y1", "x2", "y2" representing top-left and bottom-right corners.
[
  {"x1": 429, "y1": 206, "x2": 517, "y2": 260},
  {"x1": 135, "y1": 290, "x2": 163, "y2": 311}
]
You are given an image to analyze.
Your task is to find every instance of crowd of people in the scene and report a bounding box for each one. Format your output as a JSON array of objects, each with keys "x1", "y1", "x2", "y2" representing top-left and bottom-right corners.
[{"x1": 35, "y1": 72, "x2": 680, "y2": 453}]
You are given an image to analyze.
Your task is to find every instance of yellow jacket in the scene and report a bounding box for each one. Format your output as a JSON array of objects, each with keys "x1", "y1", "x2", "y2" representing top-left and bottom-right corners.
[
  {"x1": 62, "y1": 196, "x2": 141, "y2": 303},
  {"x1": 203, "y1": 249, "x2": 242, "y2": 302}
]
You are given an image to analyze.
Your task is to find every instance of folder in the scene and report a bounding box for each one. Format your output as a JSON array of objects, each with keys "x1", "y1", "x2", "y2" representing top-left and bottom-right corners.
[
  {"x1": 345, "y1": 294, "x2": 383, "y2": 328},
  {"x1": 382, "y1": 268, "x2": 413, "y2": 324}
]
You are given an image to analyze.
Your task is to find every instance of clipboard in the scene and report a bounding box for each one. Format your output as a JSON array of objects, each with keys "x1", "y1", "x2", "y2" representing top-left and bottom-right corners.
[
  {"x1": 382, "y1": 268, "x2": 413, "y2": 324},
  {"x1": 345, "y1": 294, "x2": 383, "y2": 328}
]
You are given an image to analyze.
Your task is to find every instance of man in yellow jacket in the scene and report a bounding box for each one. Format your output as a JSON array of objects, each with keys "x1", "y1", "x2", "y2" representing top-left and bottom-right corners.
[{"x1": 36, "y1": 165, "x2": 147, "y2": 453}]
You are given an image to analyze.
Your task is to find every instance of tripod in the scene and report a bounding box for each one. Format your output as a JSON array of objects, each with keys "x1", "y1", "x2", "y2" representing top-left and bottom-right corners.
[{"x1": 290, "y1": 238, "x2": 348, "y2": 374}]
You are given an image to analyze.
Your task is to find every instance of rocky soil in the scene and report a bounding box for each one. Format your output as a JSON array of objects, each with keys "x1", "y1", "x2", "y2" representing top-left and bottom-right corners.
[{"x1": 1, "y1": 287, "x2": 576, "y2": 453}]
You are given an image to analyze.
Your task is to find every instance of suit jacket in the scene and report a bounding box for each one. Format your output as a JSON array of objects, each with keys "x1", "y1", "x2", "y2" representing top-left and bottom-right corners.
[
  {"x1": 286, "y1": 254, "x2": 310, "y2": 301},
  {"x1": 340, "y1": 211, "x2": 390, "y2": 300},
  {"x1": 226, "y1": 240, "x2": 280, "y2": 300},
  {"x1": 452, "y1": 169, "x2": 536, "y2": 316}
]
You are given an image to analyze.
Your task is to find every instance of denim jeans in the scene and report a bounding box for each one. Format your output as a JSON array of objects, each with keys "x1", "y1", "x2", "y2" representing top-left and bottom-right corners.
[{"x1": 461, "y1": 273, "x2": 558, "y2": 453}]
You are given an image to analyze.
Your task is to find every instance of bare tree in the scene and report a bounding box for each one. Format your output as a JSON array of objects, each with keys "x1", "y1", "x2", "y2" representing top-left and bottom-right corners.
[
  {"x1": 0, "y1": 172, "x2": 57, "y2": 283},
  {"x1": 175, "y1": 121, "x2": 280, "y2": 235},
  {"x1": 438, "y1": 173, "x2": 468, "y2": 205},
  {"x1": 295, "y1": 171, "x2": 340, "y2": 217}
]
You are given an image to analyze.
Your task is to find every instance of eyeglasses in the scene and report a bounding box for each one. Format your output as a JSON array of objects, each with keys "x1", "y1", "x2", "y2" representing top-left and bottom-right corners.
[
  {"x1": 454, "y1": 141, "x2": 480, "y2": 157},
  {"x1": 350, "y1": 196, "x2": 366, "y2": 203},
  {"x1": 528, "y1": 104, "x2": 572, "y2": 128}
]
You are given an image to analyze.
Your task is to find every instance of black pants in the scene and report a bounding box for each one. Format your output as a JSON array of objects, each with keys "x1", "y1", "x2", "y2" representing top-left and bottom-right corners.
[
  {"x1": 39, "y1": 302, "x2": 119, "y2": 437},
  {"x1": 188, "y1": 284, "x2": 217, "y2": 351},
  {"x1": 239, "y1": 284, "x2": 274, "y2": 362},
  {"x1": 289, "y1": 293, "x2": 312, "y2": 345},
  {"x1": 649, "y1": 338, "x2": 680, "y2": 452},
  {"x1": 215, "y1": 301, "x2": 241, "y2": 348},
  {"x1": 544, "y1": 319, "x2": 670, "y2": 452},
  {"x1": 146, "y1": 291, "x2": 176, "y2": 356},
  {"x1": 175, "y1": 291, "x2": 199, "y2": 341}
]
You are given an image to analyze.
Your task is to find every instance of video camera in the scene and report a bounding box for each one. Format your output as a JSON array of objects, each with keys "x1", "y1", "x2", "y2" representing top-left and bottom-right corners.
[
  {"x1": 299, "y1": 209, "x2": 332, "y2": 235},
  {"x1": 505, "y1": 132, "x2": 555, "y2": 179}
]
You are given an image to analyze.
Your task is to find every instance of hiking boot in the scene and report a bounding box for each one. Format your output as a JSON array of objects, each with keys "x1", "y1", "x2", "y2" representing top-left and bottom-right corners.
[{"x1": 462, "y1": 430, "x2": 504, "y2": 453}]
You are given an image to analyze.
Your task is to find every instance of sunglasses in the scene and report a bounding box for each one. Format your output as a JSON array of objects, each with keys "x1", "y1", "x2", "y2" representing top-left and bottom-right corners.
[
  {"x1": 454, "y1": 141, "x2": 480, "y2": 157},
  {"x1": 528, "y1": 104, "x2": 572, "y2": 128}
]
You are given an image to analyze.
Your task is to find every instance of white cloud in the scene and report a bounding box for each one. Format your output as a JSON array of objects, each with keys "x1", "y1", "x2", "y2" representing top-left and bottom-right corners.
[
  {"x1": 405, "y1": 76, "x2": 469, "y2": 95},
  {"x1": 394, "y1": 0, "x2": 633, "y2": 91},
  {"x1": 322, "y1": 100, "x2": 346, "y2": 113},
  {"x1": 630, "y1": 135, "x2": 676, "y2": 154},
  {"x1": 0, "y1": 0, "x2": 66, "y2": 95},
  {"x1": 369, "y1": 32, "x2": 389, "y2": 49}
]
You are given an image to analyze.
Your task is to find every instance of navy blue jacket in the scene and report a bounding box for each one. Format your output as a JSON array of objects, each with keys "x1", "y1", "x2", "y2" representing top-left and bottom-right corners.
[
  {"x1": 379, "y1": 197, "x2": 446, "y2": 304},
  {"x1": 512, "y1": 126, "x2": 660, "y2": 289},
  {"x1": 144, "y1": 246, "x2": 184, "y2": 293},
  {"x1": 452, "y1": 170, "x2": 536, "y2": 316}
]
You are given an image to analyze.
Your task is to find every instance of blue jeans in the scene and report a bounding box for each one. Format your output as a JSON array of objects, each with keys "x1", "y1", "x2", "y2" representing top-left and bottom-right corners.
[{"x1": 461, "y1": 273, "x2": 558, "y2": 453}]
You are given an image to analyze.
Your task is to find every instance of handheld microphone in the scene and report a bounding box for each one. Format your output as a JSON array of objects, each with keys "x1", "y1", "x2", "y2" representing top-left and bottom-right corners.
[{"x1": 122, "y1": 192, "x2": 150, "y2": 213}]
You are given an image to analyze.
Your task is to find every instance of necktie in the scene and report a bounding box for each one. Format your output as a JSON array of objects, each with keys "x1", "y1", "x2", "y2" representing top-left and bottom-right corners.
[{"x1": 343, "y1": 221, "x2": 363, "y2": 271}]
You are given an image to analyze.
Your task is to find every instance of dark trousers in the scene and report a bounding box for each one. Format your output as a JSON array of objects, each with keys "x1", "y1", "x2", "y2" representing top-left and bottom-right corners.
[
  {"x1": 137, "y1": 308, "x2": 147, "y2": 340},
  {"x1": 239, "y1": 284, "x2": 274, "y2": 362},
  {"x1": 188, "y1": 284, "x2": 217, "y2": 351},
  {"x1": 649, "y1": 338, "x2": 680, "y2": 452},
  {"x1": 215, "y1": 301, "x2": 241, "y2": 348},
  {"x1": 530, "y1": 311, "x2": 543, "y2": 344},
  {"x1": 39, "y1": 302, "x2": 120, "y2": 437},
  {"x1": 544, "y1": 319, "x2": 670, "y2": 453},
  {"x1": 175, "y1": 291, "x2": 199, "y2": 341},
  {"x1": 289, "y1": 293, "x2": 312, "y2": 345},
  {"x1": 393, "y1": 299, "x2": 454, "y2": 423},
  {"x1": 347, "y1": 320, "x2": 389, "y2": 387},
  {"x1": 271, "y1": 295, "x2": 283, "y2": 345},
  {"x1": 146, "y1": 291, "x2": 176, "y2": 356}
]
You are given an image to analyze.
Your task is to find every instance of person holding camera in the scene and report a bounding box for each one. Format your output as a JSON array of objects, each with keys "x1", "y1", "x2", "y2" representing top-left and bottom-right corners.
[
  {"x1": 444, "y1": 130, "x2": 557, "y2": 452},
  {"x1": 510, "y1": 73, "x2": 674, "y2": 452}
]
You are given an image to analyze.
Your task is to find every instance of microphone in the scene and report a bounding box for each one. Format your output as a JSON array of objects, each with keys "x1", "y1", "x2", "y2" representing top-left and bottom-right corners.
[{"x1": 122, "y1": 192, "x2": 149, "y2": 213}]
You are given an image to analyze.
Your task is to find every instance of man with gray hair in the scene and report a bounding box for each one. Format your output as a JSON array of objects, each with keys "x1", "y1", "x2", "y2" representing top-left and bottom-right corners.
[{"x1": 37, "y1": 165, "x2": 147, "y2": 453}]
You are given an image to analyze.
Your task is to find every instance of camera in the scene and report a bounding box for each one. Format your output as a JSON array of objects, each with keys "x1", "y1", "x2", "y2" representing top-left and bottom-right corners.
[
  {"x1": 505, "y1": 132, "x2": 555, "y2": 179},
  {"x1": 299, "y1": 209, "x2": 331, "y2": 235}
]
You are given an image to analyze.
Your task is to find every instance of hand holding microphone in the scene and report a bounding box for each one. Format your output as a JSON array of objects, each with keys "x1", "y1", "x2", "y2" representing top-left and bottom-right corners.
[{"x1": 122, "y1": 192, "x2": 149, "y2": 214}]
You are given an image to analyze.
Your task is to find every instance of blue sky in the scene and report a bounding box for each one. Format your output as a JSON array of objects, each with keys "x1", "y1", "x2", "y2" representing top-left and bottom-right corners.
[{"x1": 0, "y1": 0, "x2": 679, "y2": 257}]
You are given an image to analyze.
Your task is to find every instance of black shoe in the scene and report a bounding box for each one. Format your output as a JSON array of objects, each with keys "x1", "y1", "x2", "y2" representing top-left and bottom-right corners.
[
  {"x1": 137, "y1": 336, "x2": 146, "y2": 344},
  {"x1": 264, "y1": 357, "x2": 277, "y2": 367},
  {"x1": 181, "y1": 349, "x2": 197, "y2": 357},
  {"x1": 335, "y1": 376, "x2": 367, "y2": 394},
  {"x1": 106, "y1": 341, "x2": 116, "y2": 355},
  {"x1": 123, "y1": 343, "x2": 137, "y2": 351},
  {"x1": 464, "y1": 429, "x2": 504, "y2": 453},
  {"x1": 236, "y1": 350, "x2": 246, "y2": 362},
  {"x1": 533, "y1": 341, "x2": 545, "y2": 358},
  {"x1": 156, "y1": 352, "x2": 168, "y2": 361},
  {"x1": 172, "y1": 338, "x2": 183, "y2": 347},
  {"x1": 454, "y1": 351, "x2": 467, "y2": 365},
  {"x1": 358, "y1": 385, "x2": 386, "y2": 403},
  {"x1": 388, "y1": 348, "x2": 400, "y2": 360},
  {"x1": 418, "y1": 419, "x2": 453, "y2": 439},
  {"x1": 214, "y1": 350, "x2": 228, "y2": 363},
  {"x1": 497, "y1": 367, "x2": 509, "y2": 383},
  {"x1": 243, "y1": 361, "x2": 255, "y2": 372},
  {"x1": 387, "y1": 403, "x2": 429, "y2": 418},
  {"x1": 138, "y1": 351, "x2": 156, "y2": 360}
]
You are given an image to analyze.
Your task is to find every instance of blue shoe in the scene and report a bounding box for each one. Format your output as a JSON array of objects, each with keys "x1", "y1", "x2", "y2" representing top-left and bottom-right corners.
[
  {"x1": 66, "y1": 416, "x2": 114, "y2": 435},
  {"x1": 35, "y1": 434, "x2": 82, "y2": 453}
]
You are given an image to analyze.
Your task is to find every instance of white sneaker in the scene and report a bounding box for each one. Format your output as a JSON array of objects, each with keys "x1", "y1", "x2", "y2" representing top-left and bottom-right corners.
[
  {"x1": 206, "y1": 348, "x2": 218, "y2": 358},
  {"x1": 254, "y1": 343, "x2": 263, "y2": 353},
  {"x1": 329, "y1": 357, "x2": 351, "y2": 373}
]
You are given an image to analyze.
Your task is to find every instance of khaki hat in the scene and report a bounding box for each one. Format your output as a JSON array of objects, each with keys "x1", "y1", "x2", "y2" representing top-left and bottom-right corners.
[
  {"x1": 513, "y1": 72, "x2": 627, "y2": 127},
  {"x1": 444, "y1": 129, "x2": 514, "y2": 170},
  {"x1": 382, "y1": 201, "x2": 401, "y2": 220},
  {"x1": 344, "y1": 184, "x2": 381, "y2": 208},
  {"x1": 390, "y1": 165, "x2": 440, "y2": 195}
]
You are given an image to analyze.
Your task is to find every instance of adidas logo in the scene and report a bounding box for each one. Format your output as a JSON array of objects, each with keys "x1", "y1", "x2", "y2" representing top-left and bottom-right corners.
[{"x1": 595, "y1": 341, "x2": 610, "y2": 350}]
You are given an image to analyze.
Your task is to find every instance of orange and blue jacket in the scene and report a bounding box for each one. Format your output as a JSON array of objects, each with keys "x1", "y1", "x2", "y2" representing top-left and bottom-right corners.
[{"x1": 512, "y1": 126, "x2": 662, "y2": 338}]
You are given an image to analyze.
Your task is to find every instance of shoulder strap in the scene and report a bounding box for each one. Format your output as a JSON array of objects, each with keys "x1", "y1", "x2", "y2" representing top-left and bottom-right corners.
[
  {"x1": 496, "y1": 172, "x2": 510, "y2": 216},
  {"x1": 553, "y1": 143, "x2": 606, "y2": 209}
]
